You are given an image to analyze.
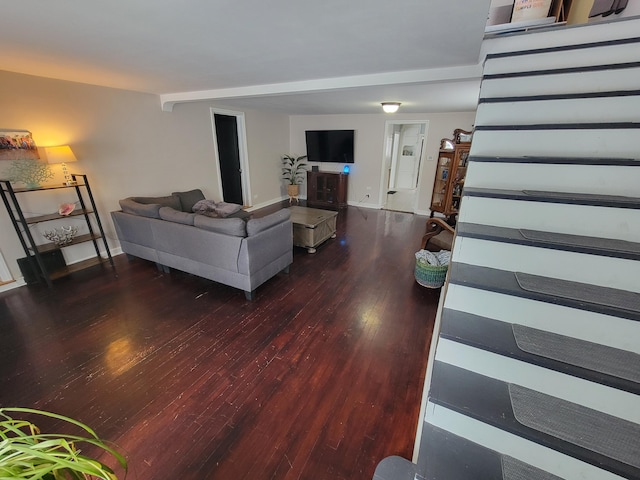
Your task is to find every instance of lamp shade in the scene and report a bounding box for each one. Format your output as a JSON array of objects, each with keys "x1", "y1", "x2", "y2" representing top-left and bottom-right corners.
[
  {"x1": 43, "y1": 145, "x2": 77, "y2": 186},
  {"x1": 381, "y1": 102, "x2": 401, "y2": 113},
  {"x1": 44, "y1": 145, "x2": 77, "y2": 164}
]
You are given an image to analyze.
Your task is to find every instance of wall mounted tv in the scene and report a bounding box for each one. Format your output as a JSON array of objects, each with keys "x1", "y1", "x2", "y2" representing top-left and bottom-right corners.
[{"x1": 305, "y1": 130, "x2": 355, "y2": 163}]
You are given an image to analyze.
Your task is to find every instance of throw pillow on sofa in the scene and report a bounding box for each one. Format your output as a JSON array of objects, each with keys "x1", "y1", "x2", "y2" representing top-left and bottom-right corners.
[{"x1": 172, "y1": 189, "x2": 206, "y2": 213}]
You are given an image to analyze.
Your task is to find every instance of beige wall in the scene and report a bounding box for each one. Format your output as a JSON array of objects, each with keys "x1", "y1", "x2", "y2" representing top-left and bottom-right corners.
[
  {"x1": 0, "y1": 68, "x2": 475, "y2": 283},
  {"x1": 0, "y1": 70, "x2": 289, "y2": 280},
  {"x1": 289, "y1": 112, "x2": 476, "y2": 213}
]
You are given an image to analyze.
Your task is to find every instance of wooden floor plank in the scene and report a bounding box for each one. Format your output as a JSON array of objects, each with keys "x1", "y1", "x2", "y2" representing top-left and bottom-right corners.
[{"x1": 0, "y1": 205, "x2": 438, "y2": 480}]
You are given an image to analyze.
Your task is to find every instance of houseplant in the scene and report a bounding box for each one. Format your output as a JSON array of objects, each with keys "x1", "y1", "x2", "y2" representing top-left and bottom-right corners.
[
  {"x1": 282, "y1": 154, "x2": 308, "y2": 202},
  {"x1": 0, "y1": 407, "x2": 127, "y2": 479}
]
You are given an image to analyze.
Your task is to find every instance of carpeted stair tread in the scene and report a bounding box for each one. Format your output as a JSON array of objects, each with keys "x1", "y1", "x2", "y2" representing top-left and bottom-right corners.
[
  {"x1": 469, "y1": 155, "x2": 639, "y2": 166},
  {"x1": 440, "y1": 309, "x2": 640, "y2": 394},
  {"x1": 462, "y1": 187, "x2": 640, "y2": 209},
  {"x1": 456, "y1": 223, "x2": 640, "y2": 260},
  {"x1": 429, "y1": 362, "x2": 640, "y2": 479},
  {"x1": 449, "y1": 263, "x2": 640, "y2": 322},
  {"x1": 418, "y1": 424, "x2": 564, "y2": 480}
]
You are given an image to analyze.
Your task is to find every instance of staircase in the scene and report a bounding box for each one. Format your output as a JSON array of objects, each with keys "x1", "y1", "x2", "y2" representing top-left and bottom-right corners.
[{"x1": 374, "y1": 17, "x2": 640, "y2": 480}]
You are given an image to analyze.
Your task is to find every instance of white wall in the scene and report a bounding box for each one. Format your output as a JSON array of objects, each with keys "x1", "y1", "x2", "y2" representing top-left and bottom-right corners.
[
  {"x1": 289, "y1": 113, "x2": 475, "y2": 213},
  {"x1": 0, "y1": 70, "x2": 289, "y2": 280}
]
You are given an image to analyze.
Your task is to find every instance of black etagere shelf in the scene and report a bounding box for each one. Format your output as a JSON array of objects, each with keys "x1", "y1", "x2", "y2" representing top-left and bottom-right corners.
[{"x1": 0, "y1": 174, "x2": 115, "y2": 287}]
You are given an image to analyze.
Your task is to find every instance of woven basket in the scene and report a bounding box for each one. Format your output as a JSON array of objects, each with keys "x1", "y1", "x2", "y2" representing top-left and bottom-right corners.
[{"x1": 414, "y1": 260, "x2": 448, "y2": 288}]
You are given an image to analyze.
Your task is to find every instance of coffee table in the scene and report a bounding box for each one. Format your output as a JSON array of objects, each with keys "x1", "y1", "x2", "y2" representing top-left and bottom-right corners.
[{"x1": 288, "y1": 206, "x2": 338, "y2": 253}]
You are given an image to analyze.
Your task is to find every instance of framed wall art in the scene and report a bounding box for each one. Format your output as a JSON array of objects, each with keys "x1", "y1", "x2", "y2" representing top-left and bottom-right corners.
[{"x1": 0, "y1": 130, "x2": 40, "y2": 161}]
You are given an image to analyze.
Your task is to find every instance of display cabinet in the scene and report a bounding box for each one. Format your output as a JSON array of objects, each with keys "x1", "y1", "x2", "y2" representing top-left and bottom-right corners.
[
  {"x1": 0, "y1": 174, "x2": 115, "y2": 287},
  {"x1": 306, "y1": 171, "x2": 348, "y2": 210},
  {"x1": 429, "y1": 129, "x2": 471, "y2": 224}
]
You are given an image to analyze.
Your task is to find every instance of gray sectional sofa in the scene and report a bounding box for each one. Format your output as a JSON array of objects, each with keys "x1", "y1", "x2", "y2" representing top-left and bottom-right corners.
[{"x1": 111, "y1": 189, "x2": 292, "y2": 300}]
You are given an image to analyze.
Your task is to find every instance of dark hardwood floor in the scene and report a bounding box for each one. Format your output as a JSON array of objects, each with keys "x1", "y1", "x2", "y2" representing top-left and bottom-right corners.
[{"x1": 0, "y1": 205, "x2": 439, "y2": 480}]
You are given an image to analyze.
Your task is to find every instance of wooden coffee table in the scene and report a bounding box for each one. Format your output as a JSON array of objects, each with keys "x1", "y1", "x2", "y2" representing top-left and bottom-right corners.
[{"x1": 288, "y1": 206, "x2": 338, "y2": 253}]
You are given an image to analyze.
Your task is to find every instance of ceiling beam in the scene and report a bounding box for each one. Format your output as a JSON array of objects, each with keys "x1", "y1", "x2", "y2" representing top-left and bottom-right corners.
[{"x1": 160, "y1": 64, "x2": 483, "y2": 112}]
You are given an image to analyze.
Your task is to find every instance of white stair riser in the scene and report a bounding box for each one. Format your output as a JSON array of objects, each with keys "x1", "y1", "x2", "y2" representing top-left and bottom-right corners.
[
  {"x1": 458, "y1": 196, "x2": 640, "y2": 243},
  {"x1": 465, "y1": 162, "x2": 640, "y2": 197},
  {"x1": 470, "y1": 130, "x2": 639, "y2": 158},
  {"x1": 452, "y1": 237, "x2": 640, "y2": 292},
  {"x1": 480, "y1": 68, "x2": 640, "y2": 99},
  {"x1": 476, "y1": 95, "x2": 640, "y2": 126},
  {"x1": 483, "y1": 43, "x2": 639, "y2": 76},
  {"x1": 445, "y1": 284, "x2": 640, "y2": 354}
]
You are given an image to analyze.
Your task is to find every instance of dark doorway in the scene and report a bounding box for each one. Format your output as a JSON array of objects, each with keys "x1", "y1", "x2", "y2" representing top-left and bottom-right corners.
[{"x1": 214, "y1": 113, "x2": 243, "y2": 205}]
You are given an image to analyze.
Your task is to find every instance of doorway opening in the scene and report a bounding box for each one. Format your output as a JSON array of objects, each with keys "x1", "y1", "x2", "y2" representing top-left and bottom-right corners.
[
  {"x1": 210, "y1": 108, "x2": 252, "y2": 206},
  {"x1": 380, "y1": 120, "x2": 429, "y2": 213}
]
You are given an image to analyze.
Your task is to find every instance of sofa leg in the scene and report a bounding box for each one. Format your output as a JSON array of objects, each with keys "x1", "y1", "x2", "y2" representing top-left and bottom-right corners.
[
  {"x1": 283, "y1": 265, "x2": 290, "y2": 274},
  {"x1": 244, "y1": 290, "x2": 254, "y2": 301},
  {"x1": 126, "y1": 254, "x2": 135, "y2": 261}
]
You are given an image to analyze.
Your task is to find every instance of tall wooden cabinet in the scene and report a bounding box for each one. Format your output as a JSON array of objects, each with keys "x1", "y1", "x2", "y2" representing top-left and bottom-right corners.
[
  {"x1": 429, "y1": 129, "x2": 472, "y2": 224},
  {"x1": 306, "y1": 171, "x2": 348, "y2": 210}
]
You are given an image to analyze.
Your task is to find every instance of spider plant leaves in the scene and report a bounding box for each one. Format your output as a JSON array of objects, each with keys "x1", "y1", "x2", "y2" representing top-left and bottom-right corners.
[{"x1": 0, "y1": 408, "x2": 126, "y2": 480}]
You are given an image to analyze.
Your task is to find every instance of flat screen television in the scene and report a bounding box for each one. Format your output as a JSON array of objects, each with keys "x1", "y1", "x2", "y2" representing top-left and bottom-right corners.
[{"x1": 305, "y1": 130, "x2": 355, "y2": 163}]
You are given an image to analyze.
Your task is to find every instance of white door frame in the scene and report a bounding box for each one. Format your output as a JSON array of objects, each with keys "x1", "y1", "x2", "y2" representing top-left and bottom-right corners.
[
  {"x1": 209, "y1": 107, "x2": 252, "y2": 206},
  {"x1": 378, "y1": 120, "x2": 429, "y2": 212}
]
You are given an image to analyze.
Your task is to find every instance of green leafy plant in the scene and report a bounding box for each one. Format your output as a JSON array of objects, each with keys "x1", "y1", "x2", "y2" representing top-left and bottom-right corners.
[
  {"x1": 6, "y1": 159, "x2": 54, "y2": 188},
  {"x1": 281, "y1": 155, "x2": 308, "y2": 185},
  {"x1": 0, "y1": 407, "x2": 127, "y2": 480}
]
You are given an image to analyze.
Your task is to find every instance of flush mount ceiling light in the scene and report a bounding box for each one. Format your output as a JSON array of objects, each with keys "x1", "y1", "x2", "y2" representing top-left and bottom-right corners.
[{"x1": 381, "y1": 102, "x2": 401, "y2": 113}]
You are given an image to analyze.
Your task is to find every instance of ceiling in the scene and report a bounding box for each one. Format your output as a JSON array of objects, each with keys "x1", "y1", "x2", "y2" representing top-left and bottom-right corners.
[{"x1": 0, "y1": 0, "x2": 492, "y2": 114}]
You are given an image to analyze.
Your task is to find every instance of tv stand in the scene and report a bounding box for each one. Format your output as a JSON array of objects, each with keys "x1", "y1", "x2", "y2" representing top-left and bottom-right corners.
[{"x1": 306, "y1": 171, "x2": 348, "y2": 210}]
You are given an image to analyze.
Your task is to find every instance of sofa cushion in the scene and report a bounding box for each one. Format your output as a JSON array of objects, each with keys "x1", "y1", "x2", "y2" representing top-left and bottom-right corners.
[
  {"x1": 246, "y1": 209, "x2": 291, "y2": 236},
  {"x1": 159, "y1": 206, "x2": 196, "y2": 226},
  {"x1": 133, "y1": 195, "x2": 182, "y2": 211},
  {"x1": 119, "y1": 198, "x2": 162, "y2": 218},
  {"x1": 172, "y1": 189, "x2": 206, "y2": 213},
  {"x1": 194, "y1": 215, "x2": 247, "y2": 237}
]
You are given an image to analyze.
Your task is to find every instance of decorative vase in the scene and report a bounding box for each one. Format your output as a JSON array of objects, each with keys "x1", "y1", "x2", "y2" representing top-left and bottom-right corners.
[{"x1": 287, "y1": 184, "x2": 300, "y2": 204}]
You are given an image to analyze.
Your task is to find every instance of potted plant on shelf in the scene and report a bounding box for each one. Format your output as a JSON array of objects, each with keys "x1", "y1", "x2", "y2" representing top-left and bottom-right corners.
[
  {"x1": 0, "y1": 407, "x2": 127, "y2": 479},
  {"x1": 282, "y1": 154, "x2": 308, "y2": 204}
]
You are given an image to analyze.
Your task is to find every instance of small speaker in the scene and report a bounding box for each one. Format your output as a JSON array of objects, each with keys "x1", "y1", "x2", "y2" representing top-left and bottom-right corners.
[{"x1": 312, "y1": 165, "x2": 319, "y2": 172}]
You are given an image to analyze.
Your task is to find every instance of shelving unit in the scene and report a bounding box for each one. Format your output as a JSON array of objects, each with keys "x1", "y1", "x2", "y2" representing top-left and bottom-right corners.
[
  {"x1": 0, "y1": 174, "x2": 115, "y2": 287},
  {"x1": 429, "y1": 129, "x2": 471, "y2": 224}
]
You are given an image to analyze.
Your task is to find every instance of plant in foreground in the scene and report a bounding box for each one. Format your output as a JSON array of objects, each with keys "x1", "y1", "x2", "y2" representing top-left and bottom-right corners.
[{"x1": 0, "y1": 407, "x2": 127, "y2": 479}]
